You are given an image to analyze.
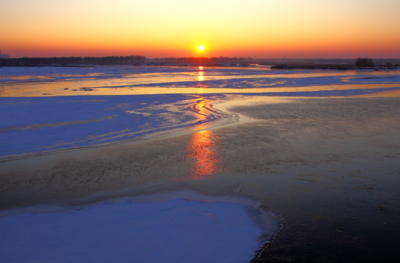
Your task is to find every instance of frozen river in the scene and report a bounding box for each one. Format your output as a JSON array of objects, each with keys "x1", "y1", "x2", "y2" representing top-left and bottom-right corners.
[
  {"x1": 1, "y1": 66, "x2": 399, "y2": 157},
  {"x1": 1, "y1": 65, "x2": 400, "y2": 262}
]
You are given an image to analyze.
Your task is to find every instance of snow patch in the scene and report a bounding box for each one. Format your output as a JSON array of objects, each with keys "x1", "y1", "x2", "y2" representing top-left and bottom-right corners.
[{"x1": 0, "y1": 191, "x2": 281, "y2": 263}]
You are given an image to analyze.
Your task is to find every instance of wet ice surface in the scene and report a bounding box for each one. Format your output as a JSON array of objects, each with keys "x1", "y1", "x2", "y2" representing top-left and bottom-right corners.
[
  {"x1": 1, "y1": 66, "x2": 400, "y2": 97},
  {"x1": 1, "y1": 66, "x2": 400, "y2": 262},
  {"x1": 230, "y1": 97, "x2": 400, "y2": 120},
  {"x1": 0, "y1": 190, "x2": 280, "y2": 263}
]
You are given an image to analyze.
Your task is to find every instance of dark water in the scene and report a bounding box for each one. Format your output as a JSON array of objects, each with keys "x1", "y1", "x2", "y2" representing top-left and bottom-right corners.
[{"x1": 227, "y1": 98, "x2": 400, "y2": 263}]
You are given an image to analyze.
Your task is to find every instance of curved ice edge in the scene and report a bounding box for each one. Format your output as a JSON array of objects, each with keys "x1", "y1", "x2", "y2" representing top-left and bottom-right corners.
[
  {"x1": 0, "y1": 97, "x2": 239, "y2": 162},
  {"x1": 0, "y1": 190, "x2": 282, "y2": 263}
]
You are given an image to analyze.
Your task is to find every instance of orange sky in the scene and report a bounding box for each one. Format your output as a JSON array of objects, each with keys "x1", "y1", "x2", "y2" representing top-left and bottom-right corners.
[{"x1": 1, "y1": 0, "x2": 400, "y2": 58}]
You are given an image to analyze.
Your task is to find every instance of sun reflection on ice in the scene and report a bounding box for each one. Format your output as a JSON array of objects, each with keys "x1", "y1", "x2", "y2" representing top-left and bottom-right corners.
[
  {"x1": 186, "y1": 129, "x2": 221, "y2": 179},
  {"x1": 185, "y1": 96, "x2": 222, "y2": 179},
  {"x1": 198, "y1": 71, "x2": 204, "y2": 82}
]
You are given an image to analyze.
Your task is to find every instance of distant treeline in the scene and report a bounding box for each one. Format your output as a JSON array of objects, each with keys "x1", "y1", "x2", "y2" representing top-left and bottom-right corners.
[
  {"x1": 0, "y1": 55, "x2": 255, "y2": 66},
  {"x1": 271, "y1": 57, "x2": 399, "y2": 70},
  {"x1": 152, "y1": 57, "x2": 253, "y2": 64},
  {"x1": 1, "y1": 56, "x2": 399, "y2": 69},
  {"x1": 0, "y1": 56, "x2": 146, "y2": 66}
]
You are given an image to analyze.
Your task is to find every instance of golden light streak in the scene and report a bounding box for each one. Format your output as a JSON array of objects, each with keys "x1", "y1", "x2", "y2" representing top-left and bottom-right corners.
[
  {"x1": 185, "y1": 96, "x2": 222, "y2": 179},
  {"x1": 186, "y1": 130, "x2": 221, "y2": 179},
  {"x1": 198, "y1": 71, "x2": 204, "y2": 82}
]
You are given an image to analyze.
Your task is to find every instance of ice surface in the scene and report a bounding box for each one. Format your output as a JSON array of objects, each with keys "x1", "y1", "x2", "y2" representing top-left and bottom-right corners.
[
  {"x1": 0, "y1": 94, "x2": 227, "y2": 156},
  {"x1": 0, "y1": 191, "x2": 280, "y2": 263},
  {"x1": 1, "y1": 66, "x2": 399, "y2": 91},
  {"x1": 1, "y1": 66, "x2": 400, "y2": 262},
  {"x1": 1, "y1": 66, "x2": 399, "y2": 157}
]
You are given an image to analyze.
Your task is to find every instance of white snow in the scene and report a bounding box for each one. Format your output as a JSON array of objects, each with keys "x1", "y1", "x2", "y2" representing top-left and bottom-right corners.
[
  {"x1": 0, "y1": 191, "x2": 280, "y2": 263},
  {"x1": 0, "y1": 95, "x2": 229, "y2": 156}
]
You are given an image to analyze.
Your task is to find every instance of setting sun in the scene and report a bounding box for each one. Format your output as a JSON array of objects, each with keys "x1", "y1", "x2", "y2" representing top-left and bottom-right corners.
[{"x1": 1, "y1": 0, "x2": 400, "y2": 58}]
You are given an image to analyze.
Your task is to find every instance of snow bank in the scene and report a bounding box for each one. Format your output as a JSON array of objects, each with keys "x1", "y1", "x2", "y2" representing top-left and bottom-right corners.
[{"x1": 0, "y1": 191, "x2": 281, "y2": 263}]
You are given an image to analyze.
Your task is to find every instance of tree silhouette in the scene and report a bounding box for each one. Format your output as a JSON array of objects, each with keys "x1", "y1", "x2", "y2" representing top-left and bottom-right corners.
[{"x1": 355, "y1": 57, "x2": 375, "y2": 67}]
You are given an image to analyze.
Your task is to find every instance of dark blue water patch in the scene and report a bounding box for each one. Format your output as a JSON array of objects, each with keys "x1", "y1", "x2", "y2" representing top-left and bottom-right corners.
[{"x1": 344, "y1": 75, "x2": 400, "y2": 84}]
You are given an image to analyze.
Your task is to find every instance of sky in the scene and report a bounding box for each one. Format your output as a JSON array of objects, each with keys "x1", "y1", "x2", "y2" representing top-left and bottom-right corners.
[{"x1": 1, "y1": 0, "x2": 400, "y2": 58}]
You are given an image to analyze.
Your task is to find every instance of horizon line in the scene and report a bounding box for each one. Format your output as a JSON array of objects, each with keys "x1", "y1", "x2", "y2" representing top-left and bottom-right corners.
[{"x1": 3, "y1": 56, "x2": 400, "y2": 60}]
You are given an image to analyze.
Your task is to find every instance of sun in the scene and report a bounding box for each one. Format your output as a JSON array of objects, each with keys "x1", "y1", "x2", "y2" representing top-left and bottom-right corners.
[{"x1": 198, "y1": 45, "x2": 204, "y2": 51}]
